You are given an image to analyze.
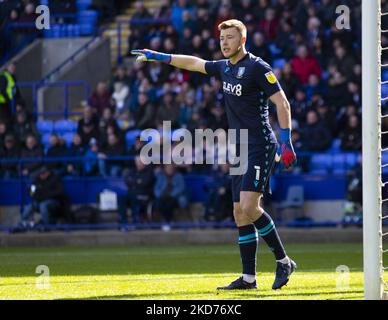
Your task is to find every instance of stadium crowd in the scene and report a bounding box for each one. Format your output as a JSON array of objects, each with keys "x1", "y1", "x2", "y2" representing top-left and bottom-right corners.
[{"x1": 0, "y1": 0, "x2": 368, "y2": 224}]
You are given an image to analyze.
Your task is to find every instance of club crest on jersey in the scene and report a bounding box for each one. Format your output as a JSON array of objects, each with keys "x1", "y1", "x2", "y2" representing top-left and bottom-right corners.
[
  {"x1": 265, "y1": 71, "x2": 277, "y2": 84},
  {"x1": 236, "y1": 67, "x2": 245, "y2": 79}
]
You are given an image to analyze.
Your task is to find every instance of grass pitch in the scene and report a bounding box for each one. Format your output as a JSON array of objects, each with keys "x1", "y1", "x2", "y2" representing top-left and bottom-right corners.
[{"x1": 0, "y1": 243, "x2": 385, "y2": 300}]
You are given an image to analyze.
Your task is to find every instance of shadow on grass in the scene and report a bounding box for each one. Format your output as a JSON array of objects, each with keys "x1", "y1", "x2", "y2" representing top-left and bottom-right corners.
[{"x1": 69, "y1": 289, "x2": 363, "y2": 300}]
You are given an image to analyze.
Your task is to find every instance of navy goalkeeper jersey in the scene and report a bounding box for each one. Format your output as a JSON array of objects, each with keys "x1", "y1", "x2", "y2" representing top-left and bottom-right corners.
[{"x1": 205, "y1": 52, "x2": 282, "y2": 145}]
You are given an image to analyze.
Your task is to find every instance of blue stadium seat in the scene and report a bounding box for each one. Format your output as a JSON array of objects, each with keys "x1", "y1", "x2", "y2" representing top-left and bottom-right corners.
[
  {"x1": 54, "y1": 120, "x2": 77, "y2": 133},
  {"x1": 79, "y1": 23, "x2": 95, "y2": 36},
  {"x1": 332, "y1": 168, "x2": 346, "y2": 175},
  {"x1": 61, "y1": 132, "x2": 75, "y2": 146},
  {"x1": 344, "y1": 152, "x2": 359, "y2": 169},
  {"x1": 41, "y1": 133, "x2": 52, "y2": 148},
  {"x1": 37, "y1": 120, "x2": 54, "y2": 134},
  {"x1": 126, "y1": 129, "x2": 142, "y2": 147},
  {"x1": 273, "y1": 58, "x2": 286, "y2": 69},
  {"x1": 332, "y1": 153, "x2": 346, "y2": 171},
  {"x1": 268, "y1": 43, "x2": 281, "y2": 56},
  {"x1": 77, "y1": 0, "x2": 92, "y2": 11},
  {"x1": 328, "y1": 139, "x2": 341, "y2": 152},
  {"x1": 310, "y1": 154, "x2": 332, "y2": 173},
  {"x1": 77, "y1": 10, "x2": 98, "y2": 25},
  {"x1": 381, "y1": 152, "x2": 388, "y2": 174}
]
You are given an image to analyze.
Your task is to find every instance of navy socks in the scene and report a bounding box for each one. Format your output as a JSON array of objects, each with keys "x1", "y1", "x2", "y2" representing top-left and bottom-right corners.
[
  {"x1": 238, "y1": 224, "x2": 258, "y2": 276},
  {"x1": 253, "y1": 212, "x2": 286, "y2": 260}
]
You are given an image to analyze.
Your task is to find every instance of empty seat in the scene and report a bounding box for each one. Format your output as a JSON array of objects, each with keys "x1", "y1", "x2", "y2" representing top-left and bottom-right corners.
[
  {"x1": 329, "y1": 139, "x2": 341, "y2": 152},
  {"x1": 37, "y1": 120, "x2": 54, "y2": 134},
  {"x1": 54, "y1": 120, "x2": 77, "y2": 133},
  {"x1": 41, "y1": 133, "x2": 52, "y2": 148},
  {"x1": 332, "y1": 154, "x2": 346, "y2": 171},
  {"x1": 344, "y1": 152, "x2": 359, "y2": 169},
  {"x1": 76, "y1": 0, "x2": 92, "y2": 11},
  {"x1": 273, "y1": 58, "x2": 286, "y2": 69},
  {"x1": 276, "y1": 185, "x2": 304, "y2": 221},
  {"x1": 310, "y1": 154, "x2": 332, "y2": 173},
  {"x1": 61, "y1": 132, "x2": 75, "y2": 146}
]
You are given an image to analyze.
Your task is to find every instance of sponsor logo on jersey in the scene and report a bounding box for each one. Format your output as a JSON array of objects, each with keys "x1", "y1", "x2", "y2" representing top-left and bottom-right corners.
[
  {"x1": 265, "y1": 71, "x2": 277, "y2": 84},
  {"x1": 223, "y1": 81, "x2": 242, "y2": 96}
]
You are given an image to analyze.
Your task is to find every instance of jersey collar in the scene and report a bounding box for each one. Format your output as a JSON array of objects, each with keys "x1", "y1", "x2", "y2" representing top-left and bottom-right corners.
[{"x1": 228, "y1": 52, "x2": 250, "y2": 66}]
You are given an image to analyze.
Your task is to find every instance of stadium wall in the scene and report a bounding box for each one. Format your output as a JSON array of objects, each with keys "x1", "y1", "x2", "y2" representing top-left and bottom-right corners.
[
  {"x1": 0, "y1": 228, "x2": 380, "y2": 247},
  {"x1": 38, "y1": 37, "x2": 111, "y2": 118}
]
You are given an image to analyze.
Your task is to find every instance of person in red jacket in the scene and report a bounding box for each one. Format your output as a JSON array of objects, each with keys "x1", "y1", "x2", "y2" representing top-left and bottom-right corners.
[
  {"x1": 290, "y1": 44, "x2": 321, "y2": 85},
  {"x1": 88, "y1": 82, "x2": 114, "y2": 114},
  {"x1": 258, "y1": 8, "x2": 279, "y2": 40}
]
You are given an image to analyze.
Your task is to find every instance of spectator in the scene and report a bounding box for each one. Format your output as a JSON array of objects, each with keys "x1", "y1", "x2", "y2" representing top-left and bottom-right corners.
[
  {"x1": 110, "y1": 65, "x2": 131, "y2": 89},
  {"x1": 207, "y1": 105, "x2": 228, "y2": 131},
  {"x1": 274, "y1": 19, "x2": 296, "y2": 59},
  {"x1": 213, "y1": 4, "x2": 232, "y2": 38},
  {"x1": 329, "y1": 45, "x2": 356, "y2": 81},
  {"x1": 18, "y1": 2, "x2": 38, "y2": 33},
  {"x1": 339, "y1": 115, "x2": 362, "y2": 151},
  {"x1": 171, "y1": 0, "x2": 194, "y2": 36},
  {"x1": 0, "y1": 63, "x2": 22, "y2": 125},
  {"x1": 0, "y1": 119, "x2": 11, "y2": 150},
  {"x1": 154, "y1": 164, "x2": 188, "y2": 226},
  {"x1": 46, "y1": 133, "x2": 68, "y2": 176},
  {"x1": 112, "y1": 81, "x2": 130, "y2": 117},
  {"x1": 130, "y1": 0, "x2": 152, "y2": 37},
  {"x1": 300, "y1": 109, "x2": 332, "y2": 151},
  {"x1": 290, "y1": 44, "x2": 321, "y2": 85},
  {"x1": 279, "y1": 62, "x2": 300, "y2": 101},
  {"x1": 134, "y1": 92, "x2": 156, "y2": 129},
  {"x1": 204, "y1": 163, "x2": 233, "y2": 221},
  {"x1": 127, "y1": 135, "x2": 145, "y2": 168},
  {"x1": 249, "y1": 32, "x2": 272, "y2": 65},
  {"x1": 20, "y1": 166, "x2": 68, "y2": 228},
  {"x1": 178, "y1": 93, "x2": 196, "y2": 128},
  {"x1": 117, "y1": 156, "x2": 155, "y2": 224},
  {"x1": 0, "y1": 133, "x2": 20, "y2": 178},
  {"x1": 290, "y1": 89, "x2": 309, "y2": 125},
  {"x1": 98, "y1": 107, "x2": 118, "y2": 136},
  {"x1": 66, "y1": 133, "x2": 86, "y2": 176},
  {"x1": 77, "y1": 105, "x2": 100, "y2": 146},
  {"x1": 99, "y1": 121, "x2": 123, "y2": 151},
  {"x1": 315, "y1": 104, "x2": 337, "y2": 137},
  {"x1": 155, "y1": 92, "x2": 180, "y2": 129},
  {"x1": 303, "y1": 74, "x2": 325, "y2": 101},
  {"x1": 84, "y1": 138, "x2": 99, "y2": 176},
  {"x1": 20, "y1": 134, "x2": 43, "y2": 177},
  {"x1": 13, "y1": 110, "x2": 39, "y2": 145},
  {"x1": 259, "y1": 7, "x2": 279, "y2": 40},
  {"x1": 98, "y1": 132, "x2": 125, "y2": 177},
  {"x1": 326, "y1": 64, "x2": 348, "y2": 108},
  {"x1": 88, "y1": 82, "x2": 113, "y2": 114}
]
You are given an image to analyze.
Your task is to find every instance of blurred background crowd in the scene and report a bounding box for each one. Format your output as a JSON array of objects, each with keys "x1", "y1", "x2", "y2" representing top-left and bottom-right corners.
[{"x1": 0, "y1": 0, "x2": 369, "y2": 226}]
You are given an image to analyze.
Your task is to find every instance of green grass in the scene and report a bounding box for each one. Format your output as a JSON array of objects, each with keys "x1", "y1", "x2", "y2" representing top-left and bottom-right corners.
[{"x1": 0, "y1": 243, "x2": 385, "y2": 300}]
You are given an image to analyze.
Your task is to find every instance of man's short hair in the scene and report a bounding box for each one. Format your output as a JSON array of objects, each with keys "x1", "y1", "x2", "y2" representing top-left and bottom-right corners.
[{"x1": 218, "y1": 19, "x2": 247, "y2": 39}]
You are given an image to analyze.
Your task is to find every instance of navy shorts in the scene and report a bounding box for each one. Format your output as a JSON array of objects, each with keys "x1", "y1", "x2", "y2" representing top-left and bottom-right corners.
[{"x1": 231, "y1": 143, "x2": 277, "y2": 203}]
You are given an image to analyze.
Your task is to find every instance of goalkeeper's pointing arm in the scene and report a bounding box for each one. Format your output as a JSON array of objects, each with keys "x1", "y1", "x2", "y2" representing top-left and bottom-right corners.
[{"x1": 131, "y1": 49, "x2": 207, "y2": 74}]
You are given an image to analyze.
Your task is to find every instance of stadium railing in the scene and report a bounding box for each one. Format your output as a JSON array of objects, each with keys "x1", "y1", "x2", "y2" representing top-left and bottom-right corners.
[
  {"x1": 0, "y1": 151, "x2": 363, "y2": 230},
  {"x1": 12, "y1": 80, "x2": 90, "y2": 119},
  {"x1": 111, "y1": 18, "x2": 171, "y2": 64}
]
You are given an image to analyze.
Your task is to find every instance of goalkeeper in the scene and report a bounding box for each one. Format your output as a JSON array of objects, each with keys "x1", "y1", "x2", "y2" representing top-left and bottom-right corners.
[{"x1": 132, "y1": 19, "x2": 297, "y2": 290}]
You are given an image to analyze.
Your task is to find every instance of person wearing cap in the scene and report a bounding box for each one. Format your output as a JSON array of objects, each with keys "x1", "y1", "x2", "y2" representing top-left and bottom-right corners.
[{"x1": 19, "y1": 166, "x2": 68, "y2": 228}]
